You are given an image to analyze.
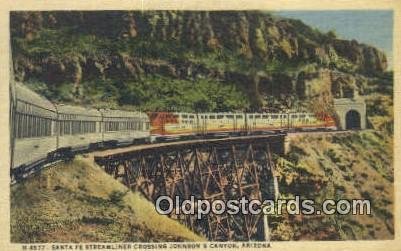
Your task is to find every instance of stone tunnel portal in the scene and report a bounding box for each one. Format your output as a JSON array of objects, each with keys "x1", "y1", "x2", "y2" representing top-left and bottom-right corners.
[
  {"x1": 333, "y1": 98, "x2": 366, "y2": 130},
  {"x1": 345, "y1": 110, "x2": 361, "y2": 130}
]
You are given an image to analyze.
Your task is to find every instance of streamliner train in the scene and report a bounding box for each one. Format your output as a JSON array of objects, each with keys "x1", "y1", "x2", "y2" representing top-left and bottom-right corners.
[
  {"x1": 11, "y1": 82, "x2": 150, "y2": 172},
  {"x1": 10, "y1": 82, "x2": 336, "y2": 178}
]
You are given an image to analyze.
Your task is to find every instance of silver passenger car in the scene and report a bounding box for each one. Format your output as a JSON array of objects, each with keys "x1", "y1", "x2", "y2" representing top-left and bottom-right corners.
[
  {"x1": 100, "y1": 109, "x2": 150, "y2": 146},
  {"x1": 12, "y1": 82, "x2": 58, "y2": 169},
  {"x1": 11, "y1": 81, "x2": 153, "y2": 180},
  {"x1": 56, "y1": 104, "x2": 103, "y2": 151}
]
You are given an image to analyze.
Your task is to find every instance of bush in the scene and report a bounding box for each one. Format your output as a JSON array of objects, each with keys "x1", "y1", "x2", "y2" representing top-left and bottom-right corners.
[{"x1": 109, "y1": 190, "x2": 126, "y2": 206}]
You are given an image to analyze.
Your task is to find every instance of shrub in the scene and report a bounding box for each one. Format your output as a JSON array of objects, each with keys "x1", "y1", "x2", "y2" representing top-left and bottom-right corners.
[{"x1": 109, "y1": 190, "x2": 126, "y2": 206}]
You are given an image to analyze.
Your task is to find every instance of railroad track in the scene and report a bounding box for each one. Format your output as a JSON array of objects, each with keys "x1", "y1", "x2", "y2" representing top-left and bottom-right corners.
[{"x1": 287, "y1": 129, "x2": 371, "y2": 138}]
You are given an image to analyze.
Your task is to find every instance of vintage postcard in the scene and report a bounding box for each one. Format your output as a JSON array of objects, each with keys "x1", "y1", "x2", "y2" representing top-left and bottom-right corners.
[{"x1": 1, "y1": 0, "x2": 400, "y2": 250}]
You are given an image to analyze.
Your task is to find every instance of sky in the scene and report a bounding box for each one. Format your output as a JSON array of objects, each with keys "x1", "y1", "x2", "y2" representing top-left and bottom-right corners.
[{"x1": 275, "y1": 10, "x2": 393, "y2": 69}]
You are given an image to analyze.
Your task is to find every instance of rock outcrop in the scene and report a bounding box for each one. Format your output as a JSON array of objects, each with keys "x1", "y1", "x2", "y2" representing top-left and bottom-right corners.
[{"x1": 10, "y1": 11, "x2": 389, "y2": 111}]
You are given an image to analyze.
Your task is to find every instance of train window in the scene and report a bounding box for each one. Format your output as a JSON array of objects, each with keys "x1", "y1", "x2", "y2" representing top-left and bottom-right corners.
[
  {"x1": 77, "y1": 121, "x2": 87, "y2": 134},
  {"x1": 21, "y1": 116, "x2": 24, "y2": 137},
  {"x1": 33, "y1": 117, "x2": 38, "y2": 136},
  {"x1": 291, "y1": 115, "x2": 298, "y2": 118},
  {"x1": 35, "y1": 117, "x2": 39, "y2": 137},
  {"x1": 59, "y1": 121, "x2": 66, "y2": 135},
  {"x1": 271, "y1": 115, "x2": 279, "y2": 119},
  {"x1": 67, "y1": 121, "x2": 72, "y2": 134},
  {"x1": 217, "y1": 115, "x2": 224, "y2": 119},
  {"x1": 189, "y1": 115, "x2": 195, "y2": 119},
  {"x1": 226, "y1": 115, "x2": 234, "y2": 119},
  {"x1": 89, "y1": 121, "x2": 96, "y2": 133},
  {"x1": 209, "y1": 115, "x2": 216, "y2": 119},
  {"x1": 79, "y1": 121, "x2": 94, "y2": 134},
  {"x1": 18, "y1": 114, "x2": 23, "y2": 138},
  {"x1": 255, "y1": 115, "x2": 261, "y2": 119},
  {"x1": 15, "y1": 114, "x2": 19, "y2": 138},
  {"x1": 80, "y1": 121, "x2": 84, "y2": 134},
  {"x1": 15, "y1": 113, "x2": 52, "y2": 138},
  {"x1": 236, "y1": 115, "x2": 243, "y2": 119},
  {"x1": 105, "y1": 121, "x2": 120, "y2": 132},
  {"x1": 182, "y1": 114, "x2": 188, "y2": 119},
  {"x1": 65, "y1": 121, "x2": 71, "y2": 134},
  {"x1": 262, "y1": 115, "x2": 269, "y2": 119},
  {"x1": 59, "y1": 121, "x2": 63, "y2": 135},
  {"x1": 79, "y1": 121, "x2": 83, "y2": 134},
  {"x1": 300, "y1": 114, "x2": 306, "y2": 118},
  {"x1": 71, "y1": 121, "x2": 81, "y2": 135},
  {"x1": 282, "y1": 115, "x2": 287, "y2": 118}
]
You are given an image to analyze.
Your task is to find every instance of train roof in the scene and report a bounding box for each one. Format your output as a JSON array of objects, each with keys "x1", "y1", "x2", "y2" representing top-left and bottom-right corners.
[
  {"x1": 56, "y1": 104, "x2": 102, "y2": 117},
  {"x1": 197, "y1": 112, "x2": 245, "y2": 115},
  {"x1": 100, "y1": 109, "x2": 149, "y2": 119},
  {"x1": 15, "y1": 82, "x2": 57, "y2": 117}
]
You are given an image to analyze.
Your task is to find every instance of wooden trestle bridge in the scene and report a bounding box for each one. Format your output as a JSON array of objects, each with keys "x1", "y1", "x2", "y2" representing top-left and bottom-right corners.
[{"x1": 93, "y1": 134, "x2": 285, "y2": 241}]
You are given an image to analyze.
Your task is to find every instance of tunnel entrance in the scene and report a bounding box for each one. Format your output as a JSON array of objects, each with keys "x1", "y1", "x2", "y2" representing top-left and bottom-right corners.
[
  {"x1": 334, "y1": 98, "x2": 366, "y2": 130},
  {"x1": 346, "y1": 110, "x2": 361, "y2": 130}
]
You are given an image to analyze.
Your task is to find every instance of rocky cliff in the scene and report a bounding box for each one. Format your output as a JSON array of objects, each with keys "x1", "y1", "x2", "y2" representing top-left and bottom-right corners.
[{"x1": 10, "y1": 11, "x2": 390, "y2": 112}]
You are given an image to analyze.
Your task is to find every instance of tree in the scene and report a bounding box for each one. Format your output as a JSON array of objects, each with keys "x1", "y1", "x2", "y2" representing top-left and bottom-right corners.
[
  {"x1": 193, "y1": 99, "x2": 210, "y2": 112},
  {"x1": 326, "y1": 30, "x2": 337, "y2": 40}
]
